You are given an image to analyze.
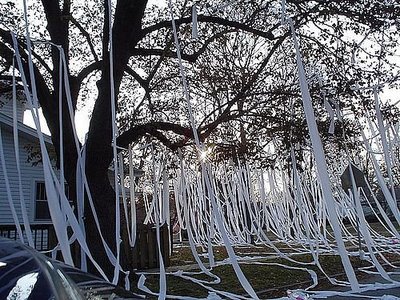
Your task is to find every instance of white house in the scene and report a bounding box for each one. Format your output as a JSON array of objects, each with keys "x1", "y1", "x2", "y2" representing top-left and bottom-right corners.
[
  {"x1": 0, "y1": 83, "x2": 59, "y2": 250},
  {"x1": 0, "y1": 82, "x2": 144, "y2": 252}
]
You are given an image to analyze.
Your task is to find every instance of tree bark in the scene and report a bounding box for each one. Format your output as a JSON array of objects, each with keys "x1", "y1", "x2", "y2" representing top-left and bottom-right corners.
[{"x1": 83, "y1": 0, "x2": 148, "y2": 280}]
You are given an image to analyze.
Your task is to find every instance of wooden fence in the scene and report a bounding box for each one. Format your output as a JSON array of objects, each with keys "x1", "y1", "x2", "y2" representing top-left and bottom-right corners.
[
  {"x1": 131, "y1": 223, "x2": 171, "y2": 270},
  {"x1": 0, "y1": 222, "x2": 172, "y2": 270}
]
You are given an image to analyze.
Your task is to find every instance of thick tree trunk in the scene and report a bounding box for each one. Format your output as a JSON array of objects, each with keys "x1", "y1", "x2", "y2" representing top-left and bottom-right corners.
[
  {"x1": 14, "y1": 0, "x2": 148, "y2": 282},
  {"x1": 82, "y1": 0, "x2": 147, "y2": 280},
  {"x1": 84, "y1": 171, "x2": 118, "y2": 278},
  {"x1": 84, "y1": 70, "x2": 118, "y2": 279}
]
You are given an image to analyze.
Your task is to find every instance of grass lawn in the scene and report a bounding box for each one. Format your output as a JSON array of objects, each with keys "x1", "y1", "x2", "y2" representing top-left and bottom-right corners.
[
  {"x1": 132, "y1": 247, "x2": 400, "y2": 299},
  {"x1": 131, "y1": 222, "x2": 400, "y2": 299}
]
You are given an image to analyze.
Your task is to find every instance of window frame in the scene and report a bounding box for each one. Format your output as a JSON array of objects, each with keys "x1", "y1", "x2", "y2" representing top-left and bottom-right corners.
[{"x1": 33, "y1": 181, "x2": 70, "y2": 222}]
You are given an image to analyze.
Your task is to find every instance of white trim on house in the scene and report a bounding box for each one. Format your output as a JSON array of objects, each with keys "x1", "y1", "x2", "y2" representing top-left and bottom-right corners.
[
  {"x1": 0, "y1": 112, "x2": 52, "y2": 144},
  {"x1": 31, "y1": 179, "x2": 53, "y2": 225}
]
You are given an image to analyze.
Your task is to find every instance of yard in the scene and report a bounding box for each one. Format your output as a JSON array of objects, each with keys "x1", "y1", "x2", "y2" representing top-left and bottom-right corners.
[{"x1": 132, "y1": 222, "x2": 400, "y2": 299}]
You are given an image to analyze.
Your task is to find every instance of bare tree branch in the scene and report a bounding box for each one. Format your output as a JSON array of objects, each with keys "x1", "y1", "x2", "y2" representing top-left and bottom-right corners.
[
  {"x1": 69, "y1": 16, "x2": 99, "y2": 62},
  {"x1": 117, "y1": 121, "x2": 193, "y2": 150},
  {"x1": 132, "y1": 29, "x2": 231, "y2": 64},
  {"x1": 199, "y1": 33, "x2": 289, "y2": 138},
  {"x1": 141, "y1": 15, "x2": 277, "y2": 40},
  {"x1": 0, "y1": 30, "x2": 52, "y2": 112},
  {"x1": 124, "y1": 66, "x2": 148, "y2": 92}
]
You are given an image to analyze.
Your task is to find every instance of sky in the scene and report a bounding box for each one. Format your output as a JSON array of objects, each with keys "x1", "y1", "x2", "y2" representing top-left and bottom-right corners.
[{"x1": 24, "y1": 105, "x2": 91, "y2": 141}]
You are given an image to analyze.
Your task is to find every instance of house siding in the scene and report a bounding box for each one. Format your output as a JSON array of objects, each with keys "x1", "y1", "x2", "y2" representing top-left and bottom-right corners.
[
  {"x1": 0, "y1": 94, "x2": 25, "y2": 122},
  {"x1": 0, "y1": 124, "x2": 56, "y2": 225}
]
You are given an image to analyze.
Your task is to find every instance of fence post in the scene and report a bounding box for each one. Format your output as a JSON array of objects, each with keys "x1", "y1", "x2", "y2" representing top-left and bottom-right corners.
[{"x1": 131, "y1": 223, "x2": 171, "y2": 270}]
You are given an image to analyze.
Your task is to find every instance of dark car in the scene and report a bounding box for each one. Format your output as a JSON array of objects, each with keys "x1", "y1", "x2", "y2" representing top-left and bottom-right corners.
[{"x1": 0, "y1": 237, "x2": 143, "y2": 299}]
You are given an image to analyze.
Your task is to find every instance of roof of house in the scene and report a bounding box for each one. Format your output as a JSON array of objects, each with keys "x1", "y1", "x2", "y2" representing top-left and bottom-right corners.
[
  {"x1": 0, "y1": 81, "x2": 24, "y2": 94},
  {"x1": 0, "y1": 112, "x2": 52, "y2": 144},
  {"x1": 0, "y1": 111, "x2": 145, "y2": 180}
]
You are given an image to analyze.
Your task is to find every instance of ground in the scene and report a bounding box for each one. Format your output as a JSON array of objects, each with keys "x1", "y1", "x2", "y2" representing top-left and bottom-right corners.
[{"x1": 131, "y1": 222, "x2": 400, "y2": 299}]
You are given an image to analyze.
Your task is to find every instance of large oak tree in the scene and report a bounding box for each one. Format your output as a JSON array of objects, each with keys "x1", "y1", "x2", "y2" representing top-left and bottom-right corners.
[{"x1": 0, "y1": 0, "x2": 399, "y2": 280}]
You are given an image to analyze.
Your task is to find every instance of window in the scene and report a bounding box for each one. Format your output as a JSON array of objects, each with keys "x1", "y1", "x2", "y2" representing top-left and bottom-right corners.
[{"x1": 34, "y1": 182, "x2": 70, "y2": 221}]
